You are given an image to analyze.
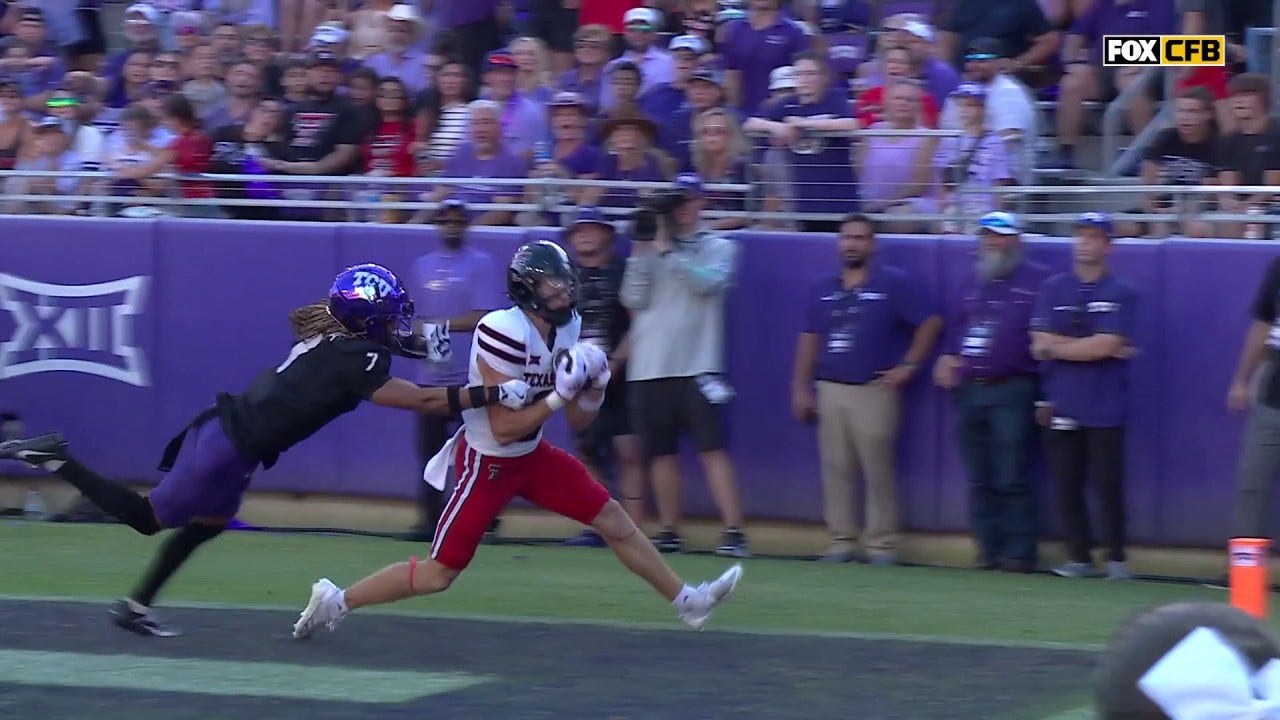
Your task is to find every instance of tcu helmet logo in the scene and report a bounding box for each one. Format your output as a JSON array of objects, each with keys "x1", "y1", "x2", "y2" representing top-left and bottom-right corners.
[
  {"x1": 0, "y1": 273, "x2": 150, "y2": 387},
  {"x1": 350, "y1": 270, "x2": 396, "y2": 302}
]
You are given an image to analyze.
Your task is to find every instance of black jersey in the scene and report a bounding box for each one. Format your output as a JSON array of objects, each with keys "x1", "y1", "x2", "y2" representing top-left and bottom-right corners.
[{"x1": 216, "y1": 334, "x2": 392, "y2": 469}]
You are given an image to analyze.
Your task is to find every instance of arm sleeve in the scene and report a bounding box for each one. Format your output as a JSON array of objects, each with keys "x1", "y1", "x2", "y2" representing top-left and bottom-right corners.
[{"x1": 668, "y1": 235, "x2": 738, "y2": 296}]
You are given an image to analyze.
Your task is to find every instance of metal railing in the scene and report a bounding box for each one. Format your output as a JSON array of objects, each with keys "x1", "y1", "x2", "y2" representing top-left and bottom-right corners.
[{"x1": 1, "y1": 171, "x2": 1277, "y2": 235}]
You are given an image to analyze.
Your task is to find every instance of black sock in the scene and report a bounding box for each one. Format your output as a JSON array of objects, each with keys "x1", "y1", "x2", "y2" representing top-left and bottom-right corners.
[
  {"x1": 131, "y1": 523, "x2": 224, "y2": 608},
  {"x1": 55, "y1": 458, "x2": 161, "y2": 535}
]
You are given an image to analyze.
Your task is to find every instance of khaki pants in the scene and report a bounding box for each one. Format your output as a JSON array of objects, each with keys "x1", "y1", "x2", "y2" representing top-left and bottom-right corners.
[{"x1": 816, "y1": 381, "x2": 901, "y2": 554}]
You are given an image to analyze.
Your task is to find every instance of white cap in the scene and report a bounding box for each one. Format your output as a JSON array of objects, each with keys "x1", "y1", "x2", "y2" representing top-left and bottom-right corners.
[
  {"x1": 310, "y1": 24, "x2": 348, "y2": 47},
  {"x1": 668, "y1": 34, "x2": 708, "y2": 54},
  {"x1": 769, "y1": 65, "x2": 796, "y2": 91},
  {"x1": 903, "y1": 20, "x2": 934, "y2": 41},
  {"x1": 386, "y1": 3, "x2": 421, "y2": 23},
  {"x1": 124, "y1": 3, "x2": 158, "y2": 23},
  {"x1": 623, "y1": 7, "x2": 657, "y2": 26}
]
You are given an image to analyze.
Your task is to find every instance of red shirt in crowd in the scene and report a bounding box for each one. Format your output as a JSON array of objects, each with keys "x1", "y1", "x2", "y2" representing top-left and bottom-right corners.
[
  {"x1": 363, "y1": 119, "x2": 417, "y2": 177},
  {"x1": 578, "y1": 0, "x2": 644, "y2": 34},
  {"x1": 854, "y1": 85, "x2": 940, "y2": 129},
  {"x1": 170, "y1": 129, "x2": 214, "y2": 198}
]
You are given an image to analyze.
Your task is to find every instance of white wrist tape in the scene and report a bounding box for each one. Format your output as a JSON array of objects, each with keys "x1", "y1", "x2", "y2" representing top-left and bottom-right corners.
[{"x1": 544, "y1": 393, "x2": 567, "y2": 411}]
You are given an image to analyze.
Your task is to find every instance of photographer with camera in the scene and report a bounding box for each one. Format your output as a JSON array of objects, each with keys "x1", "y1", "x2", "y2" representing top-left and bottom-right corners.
[{"x1": 620, "y1": 173, "x2": 749, "y2": 559}]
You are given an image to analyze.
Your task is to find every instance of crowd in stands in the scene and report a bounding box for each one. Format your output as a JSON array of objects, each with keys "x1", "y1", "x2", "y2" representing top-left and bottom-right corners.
[{"x1": 0, "y1": 0, "x2": 1274, "y2": 234}]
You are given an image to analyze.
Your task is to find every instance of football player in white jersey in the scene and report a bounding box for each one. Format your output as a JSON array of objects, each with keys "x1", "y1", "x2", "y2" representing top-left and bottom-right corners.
[{"x1": 293, "y1": 240, "x2": 743, "y2": 638}]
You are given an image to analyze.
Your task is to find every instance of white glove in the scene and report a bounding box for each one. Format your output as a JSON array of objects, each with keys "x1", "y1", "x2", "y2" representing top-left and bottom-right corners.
[
  {"x1": 575, "y1": 342, "x2": 609, "y2": 387},
  {"x1": 553, "y1": 348, "x2": 587, "y2": 400},
  {"x1": 422, "y1": 321, "x2": 452, "y2": 362},
  {"x1": 497, "y1": 379, "x2": 531, "y2": 410}
]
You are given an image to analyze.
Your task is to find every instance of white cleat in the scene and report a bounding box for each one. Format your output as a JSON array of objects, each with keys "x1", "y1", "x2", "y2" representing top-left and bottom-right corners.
[
  {"x1": 678, "y1": 563, "x2": 744, "y2": 631},
  {"x1": 292, "y1": 578, "x2": 348, "y2": 639}
]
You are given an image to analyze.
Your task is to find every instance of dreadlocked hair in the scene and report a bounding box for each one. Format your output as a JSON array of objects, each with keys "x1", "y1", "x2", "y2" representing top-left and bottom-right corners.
[{"x1": 288, "y1": 301, "x2": 351, "y2": 342}]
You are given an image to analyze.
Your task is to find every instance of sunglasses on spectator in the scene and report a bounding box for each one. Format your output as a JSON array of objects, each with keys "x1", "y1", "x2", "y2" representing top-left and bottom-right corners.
[
  {"x1": 625, "y1": 23, "x2": 653, "y2": 32},
  {"x1": 964, "y1": 52, "x2": 998, "y2": 61},
  {"x1": 46, "y1": 97, "x2": 78, "y2": 107}
]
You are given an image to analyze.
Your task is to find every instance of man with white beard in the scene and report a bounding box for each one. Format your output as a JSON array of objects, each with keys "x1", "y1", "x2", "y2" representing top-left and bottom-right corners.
[{"x1": 932, "y1": 211, "x2": 1051, "y2": 574}]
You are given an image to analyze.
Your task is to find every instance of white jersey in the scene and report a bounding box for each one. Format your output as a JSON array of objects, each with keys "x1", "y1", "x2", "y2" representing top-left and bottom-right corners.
[{"x1": 463, "y1": 306, "x2": 581, "y2": 457}]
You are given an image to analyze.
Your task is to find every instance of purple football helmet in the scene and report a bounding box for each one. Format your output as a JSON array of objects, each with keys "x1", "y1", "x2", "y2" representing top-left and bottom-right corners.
[{"x1": 327, "y1": 263, "x2": 415, "y2": 349}]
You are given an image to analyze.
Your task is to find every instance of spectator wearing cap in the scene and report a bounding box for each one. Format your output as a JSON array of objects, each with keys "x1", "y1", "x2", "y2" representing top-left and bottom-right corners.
[
  {"x1": 414, "y1": 58, "x2": 474, "y2": 170},
  {"x1": 170, "y1": 12, "x2": 205, "y2": 57},
  {"x1": 404, "y1": 197, "x2": 504, "y2": 540},
  {"x1": 719, "y1": 0, "x2": 812, "y2": 117},
  {"x1": 278, "y1": 0, "x2": 344, "y2": 55},
  {"x1": 181, "y1": 44, "x2": 230, "y2": 128},
  {"x1": 858, "y1": 79, "x2": 938, "y2": 233},
  {"x1": 45, "y1": 87, "x2": 104, "y2": 176},
  {"x1": 601, "y1": 7, "x2": 675, "y2": 111},
  {"x1": 621, "y1": 171, "x2": 749, "y2": 559},
  {"x1": 528, "y1": 92, "x2": 601, "y2": 208},
  {"x1": 2, "y1": 7, "x2": 67, "y2": 114},
  {"x1": 364, "y1": 4, "x2": 431, "y2": 97},
  {"x1": 259, "y1": 51, "x2": 364, "y2": 217},
  {"x1": 658, "y1": 65, "x2": 730, "y2": 172},
  {"x1": 791, "y1": 211, "x2": 941, "y2": 564},
  {"x1": 207, "y1": 97, "x2": 290, "y2": 220},
  {"x1": 640, "y1": 34, "x2": 709, "y2": 125},
  {"x1": 1031, "y1": 212, "x2": 1138, "y2": 580},
  {"x1": 562, "y1": 206, "x2": 646, "y2": 547},
  {"x1": 690, "y1": 107, "x2": 751, "y2": 231},
  {"x1": 308, "y1": 24, "x2": 364, "y2": 77},
  {"x1": 479, "y1": 49, "x2": 549, "y2": 160},
  {"x1": 431, "y1": 0, "x2": 503, "y2": 81},
  {"x1": 1214, "y1": 73, "x2": 1280, "y2": 240},
  {"x1": 3, "y1": 114, "x2": 81, "y2": 215},
  {"x1": 933, "y1": 82, "x2": 1015, "y2": 231},
  {"x1": 936, "y1": 0, "x2": 1060, "y2": 85},
  {"x1": 510, "y1": 36, "x2": 557, "y2": 106},
  {"x1": 1118, "y1": 85, "x2": 1218, "y2": 239},
  {"x1": 938, "y1": 38, "x2": 1037, "y2": 179},
  {"x1": 744, "y1": 50, "x2": 859, "y2": 233},
  {"x1": 101, "y1": 4, "x2": 161, "y2": 86},
  {"x1": 421, "y1": 98, "x2": 529, "y2": 226},
  {"x1": 558, "y1": 24, "x2": 612, "y2": 115},
  {"x1": 897, "y1": 19, "x2": 961, "y2": 106},
  {"x1": 932, "y1": 210, "x2": 1051, "y2": 573},
  {"x1": 0, "y1": 79, "x2": 30, "y2": 172},
  {"x1": 582, "y1": 112, "x2": 672, "y2": 212},
  {"x1": 853, "y1": 46, "x2": 940, "y2": 129},
  {"x1": 1050, "y1": 0, "x2": 1174, "y2": 169}
]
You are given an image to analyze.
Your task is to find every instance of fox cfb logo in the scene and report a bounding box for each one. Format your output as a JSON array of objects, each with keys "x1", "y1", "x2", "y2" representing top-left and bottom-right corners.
[{"x1": 1102, "y1": 35, "x2": 1226, "y2": 67}]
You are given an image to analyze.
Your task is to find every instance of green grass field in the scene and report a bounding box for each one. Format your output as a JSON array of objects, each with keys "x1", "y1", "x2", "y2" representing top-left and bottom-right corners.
[{"x1": 0, "y1": 522, "x2": 1248, "y2": 647}]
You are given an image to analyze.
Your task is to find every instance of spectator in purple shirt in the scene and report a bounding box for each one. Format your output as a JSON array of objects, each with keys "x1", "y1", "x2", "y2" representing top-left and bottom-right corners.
[
  {"x1": 1053, "y1": 0, "x2": 1174, "y2": 168},
  {"x1": 641, "y1": 34, "x2": 709, "y2": 123},
  {"x1": 363, "y1": 4, "x2": 431, "y2": 97},
  {"x1": 601, "y1": 7, "x2": 676, "y2": 111},
  {"x1": 582, "y1": 112, "x2": 674, "y2": 213},
  {"x1": 531, "y1": 91, "x2": 602, "y2": 204},
  {"x1": 511, "y1": 35, "x2": 557, "y2": 106},
  {"x1": 720, "y1": 0, "x2": 812, "y2": 117},
  {"x1": 557, "y1": 23, "x2": 612, "y2": 115},
  {"x1": 405, "y1": 197, "x2": 504, "y2": 540},
  {"x1": 422, "y1": 98, "x2": 530, "y2": 226},
  {"x1": 479, "y1": 49, "x2": 549, "y2": 160}
]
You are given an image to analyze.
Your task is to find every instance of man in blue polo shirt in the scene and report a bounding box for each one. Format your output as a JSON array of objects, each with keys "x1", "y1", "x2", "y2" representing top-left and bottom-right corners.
[
  {"x1": 933, "y1": 211, "x2": 1051, "y2": 573},
  {"x1": 1031, "y1": 212, "x2": 1139, "y2": 580},
  {"x1": 792, "y1": 212, "x2": 942, "y2": 564}
]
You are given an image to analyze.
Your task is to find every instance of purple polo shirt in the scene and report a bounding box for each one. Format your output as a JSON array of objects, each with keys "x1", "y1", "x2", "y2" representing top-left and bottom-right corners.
[
  {"x1": 804, "y1": 264, "x2": 936, "y2": 384},
  {"x1": 556, "y1": 141, "x2": 601, "y2": 177},
  {"x1": 483, "y1": 91, "x2": 549, "y2": 158},
  {"x1": 435, "y1": 0, "x2": 498, "y2": 27},
  {"x1": 441, "y1": 142, "x2": 529, "y2": 211},
  {"x1": 1031, "y1": 271, "x2": 1139, "y2": 428},
  {"x1": 410, "y1": 245, "x2": 504, "y2": 386},
  {"x1": 943, "y1": 259, "x2": 1052, "y2": 381},
  {"x1": 720, "y1": 15, "x2": 811, "y2": 116},
  {"x1": 363, "y1": 48, "x2": 429, "y2": 96},
  {"x1": 1071, "y1": 0, "x2": 1176, "y2": 63},
  {"x1": 762, "y1": 89, "x2": 858, "y2": 214},
  {"x1": 557, "y1": 68, "x2": 605, "y2": 114}
]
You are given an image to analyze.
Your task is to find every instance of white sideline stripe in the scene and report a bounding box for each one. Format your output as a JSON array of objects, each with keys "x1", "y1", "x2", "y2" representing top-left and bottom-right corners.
[{"x1": 0, "y1": 593, "x2": 1104, "y2": 652}]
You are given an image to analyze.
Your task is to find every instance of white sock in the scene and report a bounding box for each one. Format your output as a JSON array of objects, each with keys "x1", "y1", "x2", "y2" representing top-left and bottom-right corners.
[
  {"x1": 670, "y1": 584, "x2": 699, "y2": 611},
  {"x1": 126, "y1": 598, "x2": 149, "y2": 614},
  {"x1": 336, "y1": 590, "x2": 350, "y2": 615},
  {"x1": 39, "y1": 459, "x2": 65, "y2": 472}
]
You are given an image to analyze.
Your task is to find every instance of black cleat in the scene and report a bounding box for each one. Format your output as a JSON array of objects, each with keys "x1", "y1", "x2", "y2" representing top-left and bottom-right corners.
[
  {"x1": 111, "y1": 599, "x2": 182, "y2": 638},
  {"x1": 0, "y1": 433, "x2": 69, "y2": 468}
]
